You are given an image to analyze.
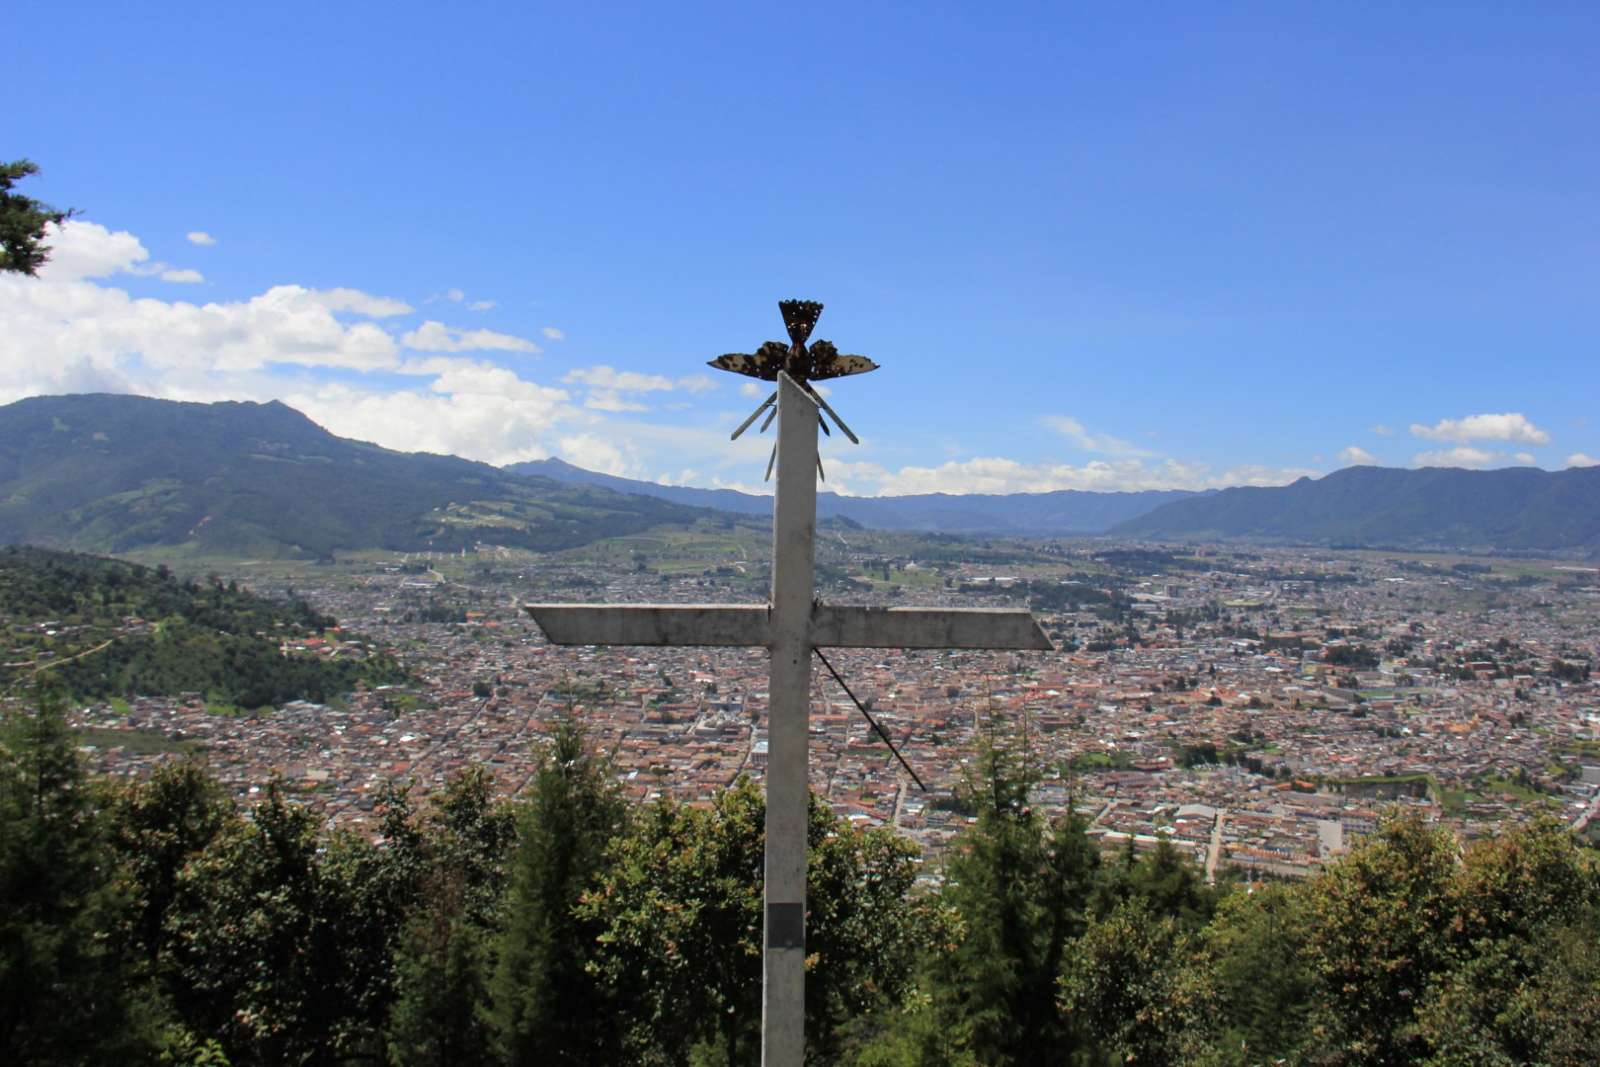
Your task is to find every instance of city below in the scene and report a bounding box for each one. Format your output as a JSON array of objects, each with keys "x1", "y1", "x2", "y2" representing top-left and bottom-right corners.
[{"x1": 58, "y1": 532, "x2": 1600, "y2": 880}]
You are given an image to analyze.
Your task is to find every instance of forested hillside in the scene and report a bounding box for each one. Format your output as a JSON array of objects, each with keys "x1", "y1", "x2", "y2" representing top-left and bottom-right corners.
[
  {"x1": 0, "y1": 546, "x2": 404, "y2": 707},
  {"x1": 0, "y1": 394, "x2": 723, "y2": 558},
  {"x1": 2, "y1": 705, "x2": 1595, "y2": 1066}
]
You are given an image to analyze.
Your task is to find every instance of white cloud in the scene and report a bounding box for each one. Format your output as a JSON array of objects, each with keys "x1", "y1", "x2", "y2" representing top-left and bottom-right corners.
[
  {"x1": 38, "y1": 220, "x2": 149, "y2": 281},
  {"x1": 1512, "y1": 451, "x2": 1535, "y2": 465},
  {"x1": 185, "y1": 231, "x2": 216, "y2": 247},
  {"x1": 542, "y1": 327, "x2": 566, "y2": 341},
  {"x1": 0, "y1": 270, "x2": 404, "y2": 403},
  {"x1": 401, "y1": 320, "x2": 539, "y2": 353},
  {"x1": 739, "y1": 381, "x2": 765, "y2": 398},
  {"x1": 446, "y1": 288, "x2": 465, "y2": 302},
  {"x1": 1413, "y1": 446, "x2": 1503, "y2": 469},
  {"x1": 312, "y1": 287, "x2": 413, "y2": 317},
  {"x1": 558, "y1": 433, "x2": 631, "y2": 475},
  {"x1": 1370, "y1": 424, "x2": 1394, "y2": 436},
  {"x1": 583, "y1": 390, "x2": 649, "y2": 413},
  {"x1": 564, "y1": 365, "x2": 716, "y2": 394},
  {"x1": 1041, "y1": 415, "x2": 1154, "y2": 458},
  {"x1": 1410, "y1": 412, "x2": 1550, "y2": 445},
  {"x1": 285, "y1": 360, "x2": 578, "y2": 466},
  {"x1": 39, "y1": 223, "x2": 209, "y2": 288},
  {"x1": 564, "y1": 365, "x2": 676, "y2": 392},
  {"x1": 467, "y1": 299, "x2": 496, "y2": 311},
  {"x1": 1338, "y1": 445, "x2": 1378, "y2": 466},
  {"x1": 559, "y1": 365, "x2": 722, "y2": 414},
  {"x1": 564, "y1": 420, "x2": 773, "y2": 481},
  {"x1": 1565, "y1": 452, "x2": 1599, "y2": 468}
]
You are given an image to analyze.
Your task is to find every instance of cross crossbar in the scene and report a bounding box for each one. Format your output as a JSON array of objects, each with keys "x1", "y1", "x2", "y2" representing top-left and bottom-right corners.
[{"x1": 525, "y1": 602, "x2": 1051, "y2": 651}]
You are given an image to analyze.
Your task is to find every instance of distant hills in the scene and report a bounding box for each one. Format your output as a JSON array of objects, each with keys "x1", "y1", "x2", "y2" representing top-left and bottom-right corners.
[
  {"x1": 506, "y1": 457, "x2": 1198, "y2": 534},
  {"x1": 1113, "y1": 465, "x2": 1600, "y2": 554},
  {"x1": 3, "y1": 394, "x2": 1595, "y2": 558},
  {"x1": 0, "y1": 394, "x2": 718, "y2": 558}
]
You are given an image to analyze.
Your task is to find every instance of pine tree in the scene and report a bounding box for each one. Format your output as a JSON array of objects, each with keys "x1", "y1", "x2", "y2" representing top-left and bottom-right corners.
[
  {"x1": 0, "y1": 160, "x2": 73, "y2": 275},
  {"x1": 386, "y1": 769, "x2": 514, "y2": 1066},
  {"x1": 0, "y1": 692, "x2": 159, "y2": 1063},
  {"x1": 924, "y1": 724, "x2": 1099, "y2": 1066},
  {"x1": 490, "y1": 718, "x2": 628, "y2": 1065}
]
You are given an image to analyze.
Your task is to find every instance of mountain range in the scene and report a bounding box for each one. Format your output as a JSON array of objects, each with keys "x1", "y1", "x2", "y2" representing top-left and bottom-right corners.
[
  {"x1": 504, "y1": 457, "x2": 1197, "y2": 534},
  {"x1": 1112, "y1": 464, "x2": 1600, "y2": 553},
  {"x1": 1, "y1": 394, "x2": 1596, "y2": 557}
]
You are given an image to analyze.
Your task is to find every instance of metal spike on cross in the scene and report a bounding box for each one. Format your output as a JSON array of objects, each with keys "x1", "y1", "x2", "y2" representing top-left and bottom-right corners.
[
  {"x1": 714, "y1": 299, "x2": 876, "y2": 479},
  {"x1": 525, "y1": 299, "x2": 1051, "y2": 1067}
]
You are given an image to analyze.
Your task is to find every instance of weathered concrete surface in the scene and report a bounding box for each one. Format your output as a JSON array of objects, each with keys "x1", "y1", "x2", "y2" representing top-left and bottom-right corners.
[
  {"x1": 524, "y1": 604, "x2": 769, "y2": 647},
  {"x1": 810, "y1": 605, "x2": 1051, "y2": 650},
  {"x1": 763, "y1": 372, "x2": 816, "y2": 1067}
]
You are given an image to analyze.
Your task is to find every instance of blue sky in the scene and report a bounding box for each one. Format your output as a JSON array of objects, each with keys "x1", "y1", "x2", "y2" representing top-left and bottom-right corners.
[{"x1": 6, "y1": 2, "x2": 1598, "y2": 494}]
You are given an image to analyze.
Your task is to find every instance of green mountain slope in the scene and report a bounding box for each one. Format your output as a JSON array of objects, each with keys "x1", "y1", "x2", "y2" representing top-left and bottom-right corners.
[
  {"x1": 1112, "y1": 465, "x2": 1600, "y2": 553},
  {"x1": 0, "y1": 545, "x2": 406, "y2": 706},
  {"x1": 0, "y1": 394, "x2": 720, "y2": 557}
]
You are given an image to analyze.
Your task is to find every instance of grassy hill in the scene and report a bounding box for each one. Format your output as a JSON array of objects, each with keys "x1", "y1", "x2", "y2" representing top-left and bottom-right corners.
[
  {"x1": 0, "y1": 545, "x2": 405, "y2": 707},
  {"x1": 0, "y1": 394, "x2": 727, "y2": 558}
]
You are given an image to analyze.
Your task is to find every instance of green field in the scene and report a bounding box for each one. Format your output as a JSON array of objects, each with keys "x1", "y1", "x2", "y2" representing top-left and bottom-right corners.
[{"x1": 75, "y1": 726, "x2": 200, "y2": 756}]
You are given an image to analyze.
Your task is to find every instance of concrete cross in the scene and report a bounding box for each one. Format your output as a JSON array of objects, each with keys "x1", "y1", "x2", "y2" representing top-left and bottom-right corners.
[{"x1": 526, "y1": 324, "x2": 1050, "y2": 1066}]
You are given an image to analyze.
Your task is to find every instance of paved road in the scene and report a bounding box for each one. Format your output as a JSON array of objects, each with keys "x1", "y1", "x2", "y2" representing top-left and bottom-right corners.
[
  {"x1": 1205, "y1": 810, "x2": 1227, "y2": 884},
  {"x1": 1570, "y1": 786, "x2": 1600, "y2": 834}
]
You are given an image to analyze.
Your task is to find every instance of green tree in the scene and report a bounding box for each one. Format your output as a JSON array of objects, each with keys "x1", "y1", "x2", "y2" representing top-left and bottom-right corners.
[
  {"x1": 107, "y1": 757, "x2": 235, "y2": 968},
  {"x1": 0, "y1": 159, "x2": 73, "y2": 274},
  {"x1": 582, "y1": 786, "x2": 758, "y2": 1064},
  {"x1": 1447, "y1": 817, "x2": 1597, "y2": 949},
  {"x1": 803, "y1": 793, "x2": 924, "y2": 1061},
  {"x1": 387, "y1": 769, "x2": 515, "y2": 1066},
  {"x1": 387, "y1": 873, "x2": 496, "y2": 1067},
  {"x1": 0, "y1": 694, "x2": 160, "y2": 1063},
  {"x1": 1093, "y1": 835, "x2": 1217, "y2": 933},
  {"x1": 582, "y1": 779, "x2": 924, "y2": 1065},
  {"x1": 1058, "y1": 899, "x2": 1215, "y2": 1066},
  {"x1": 923, "y1": 729, "x2": 1100, "y2": 1066},
  {"x1": 1201, "y1": 882, "x2": 1314, "y2": 1064},
  {"x1": 1303, "y1": 812, "x2": 1458, "y2": 1065},
  {"x1": 1414, "y1": 822, "x2": 1600, "y2": 1066},
  {"x1": 1418, "y1": 917, "x2": 1600, "y2": 1067},
  {"x1": 165, "y1": 781, "x2": 408, "y2": 1065},
  {"x1": 490, "y1": 719, "x2": 629, "y2": 1065}
]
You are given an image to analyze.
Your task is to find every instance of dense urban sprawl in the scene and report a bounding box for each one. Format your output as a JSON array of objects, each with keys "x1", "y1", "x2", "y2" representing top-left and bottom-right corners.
[{"x1": 53, "y1": 536, "x2": 1600, "y2": 877}]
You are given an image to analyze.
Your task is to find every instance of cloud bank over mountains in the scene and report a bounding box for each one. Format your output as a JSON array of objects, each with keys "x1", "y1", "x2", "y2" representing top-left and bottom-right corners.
[
  {"x1": 1408, "y1": 413, "x2": 1552, "y2": 469},
  {"x1": 2, "y1": 220, "x2": 1587, "y2": 498}
]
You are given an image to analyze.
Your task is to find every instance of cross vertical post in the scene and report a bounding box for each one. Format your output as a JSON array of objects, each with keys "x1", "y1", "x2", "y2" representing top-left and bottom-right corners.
[{"x1": 763, "y1": 372, "x2": 818, "y2": 1065}]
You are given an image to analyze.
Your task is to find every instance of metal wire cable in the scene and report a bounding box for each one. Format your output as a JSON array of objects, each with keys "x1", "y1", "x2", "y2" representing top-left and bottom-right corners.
[{"x1": 813, "y1": 647, "x2": 927, "y2": 792}]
